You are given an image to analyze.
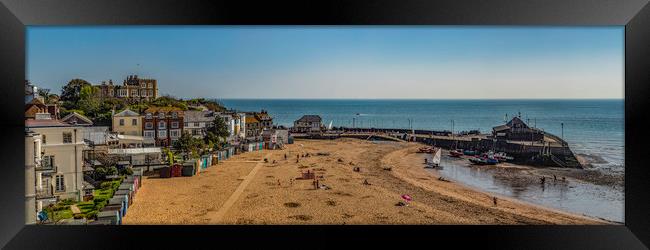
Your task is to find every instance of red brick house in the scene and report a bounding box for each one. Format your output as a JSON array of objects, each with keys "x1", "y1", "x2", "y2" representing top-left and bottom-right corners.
[{"x1": 142, "y1": 107, "x2": 184, "y2": 147}]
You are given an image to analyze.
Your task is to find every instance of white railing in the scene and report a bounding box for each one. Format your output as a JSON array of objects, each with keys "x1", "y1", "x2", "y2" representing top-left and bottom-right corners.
[{"x1": 108, "y1": 148, "x2": 162, "y2": 155}]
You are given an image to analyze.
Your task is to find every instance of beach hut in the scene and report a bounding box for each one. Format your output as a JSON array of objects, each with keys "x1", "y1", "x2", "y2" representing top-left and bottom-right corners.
[
  {"x1": 159, "y1": 166, "x2": 171, "y2": 178},
  {"x1": 132, "y1": 169, "x2": 143, "y2": 188},
  {"x1": 124, "y1": 176, "x2": 138, "y2": 193},
  {"x1": 200, "y1": 155, "x2": 208, "y2": 170},
  {"x1": 107, "y1": 198, "x2": 126, "y2": 217},
  {"x1": 228, "y1": 147, "x2": 235, "y2": 158},
  {"x1": 97, "y1": 210, "x2": 121, "y2": 225},
  {"x1": 110, "y1": 196, "x2": 128, "y2": 216},
  {"x1": 182, "y1": 162, "x2": 195, "y2": 176},
  {"x1": 171, "y1": 164, "x2": 183, "y2": 177},
  {"x1": 115, "y1": 190, "x2": 133, "y2": 206}
]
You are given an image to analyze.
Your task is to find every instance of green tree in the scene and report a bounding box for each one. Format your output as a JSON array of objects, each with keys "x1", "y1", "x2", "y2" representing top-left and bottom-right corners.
[
  {"x1": 173, "y1": 131, "x2": 205, "y2": 159},
  {"x1": 206, "y1": 116, "x2": 230, "y2": 147},
  {"x1": 60, "y1": 79, "x2": 92, "y2": 104}
]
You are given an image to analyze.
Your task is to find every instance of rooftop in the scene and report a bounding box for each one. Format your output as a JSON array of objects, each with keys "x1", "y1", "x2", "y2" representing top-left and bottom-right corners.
[
  {"x1": 184, "y1": 110, "x2": 215, "y2": 122},
  {"x1": 25, "y1": 119, "x2": 72, "y2": 128},
  {"x1": 296, "y1": 115, "x2": 322, "y2": 123},
  {"x1": 114, "y1": 109, "x2": 140, "y2": 117}
]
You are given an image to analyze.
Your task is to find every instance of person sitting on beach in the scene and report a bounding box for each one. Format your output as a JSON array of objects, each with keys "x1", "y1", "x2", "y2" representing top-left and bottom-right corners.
[{"x1": 424, "y1": 158, "x2": 428, "y2": 164}]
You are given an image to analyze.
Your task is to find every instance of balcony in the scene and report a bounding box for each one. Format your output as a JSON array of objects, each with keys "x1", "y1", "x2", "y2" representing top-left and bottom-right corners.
[
  {"x1": 108, "y1": 147, "x2": 162, "y2": 155},
  {"x1": 35, "y1": 162, "x2": 57, "y2": 173},
  {"x1": 35, "y1": 186, "x2": 55, "y2": 199}
]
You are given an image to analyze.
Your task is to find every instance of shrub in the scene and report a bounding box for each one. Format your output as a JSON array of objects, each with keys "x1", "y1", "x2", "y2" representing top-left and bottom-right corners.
[
  {"x1": 60, "y1": 198, "x2": 76, "y2": 205},
  {"x1": 100, "y1": 181, "x2": 112, "y2": 190},
  {"x1": 73, "y1": 214, "x2": 84, "y2": 219},
  {"x1": 120, "y1": 167, "x2": 134, "y2": 176},
  {"x1": 93, "y1": 197, "x2": 106, "y2": 205},
  {"x1": 107, "y1": 166, "x2": 118, "y2": 176},
  {"x1": 84, "y1": 211, "x2": 98, "y2": 219}
]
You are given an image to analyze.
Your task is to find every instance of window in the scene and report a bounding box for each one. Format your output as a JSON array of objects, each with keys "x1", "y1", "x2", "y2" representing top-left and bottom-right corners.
[
  {"x1": 42, "y1": 134, "x2": 46, "y2": 144},
  {"x1": 63, "y1": 132, "x2": 72, "y2": 143},
  {"x1": 131, "y1": 89, "x2": 138, "y2": 96},
  {"x1": 171, "y1": 121, "x2": 179, "y2": 129},
  {"x1": 42, "y1": 155, "x2": 54, "y2": 168},
  {"x1": 132, "y1": 119, "x2": 137, "y2": 126},
  {"x1": 194, "y1": 122, "x2": 200, "y2": 127},
  {"x1": 158, "y1": 112, "x2": 165, "y2": 119},
  {"x1": 144, "y1": 131, "x2": 155, "y2": 138},
  {"x1": 145, "y1": 122, "x2": 153, "y2": 129},
  {"x1": 184, "y1": 122, "x2": 189, "y2": 127},
  {"x1": 158, "y1": 121, "x2": 166, "y2": 129},
  {"x1": 170, "y1": 130, "x2": 180, "y2": 138},
  {"x1": 192, "y1": 129, "x2": 200, "y2": 136},
  {"x1": 55, "y1": 175, "x2": 65, "y2": 192},
  {"x1": 158, "y1": 130, "x2": 167, "y2": 138},
  {"x1": 145, "y1": 113, "x2": 152, "y2": 119},
  {"x1": 172, "y1": 112, "x2": 178, "y2": 118},
  {"x1": 148, "y1": 90, "x2": 153, "y2": 96},
  {"x1": 119, "y1": 119, "x2": 124, "y2": 126}
]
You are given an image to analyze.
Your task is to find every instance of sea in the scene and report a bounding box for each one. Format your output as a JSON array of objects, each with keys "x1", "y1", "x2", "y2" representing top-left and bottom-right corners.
[
  {"x1": 219, "y1": 99, "x2": 624, "y2": 172},
  {"x1": 219, "y1": 99, "x2": 625, "y2": 222}
]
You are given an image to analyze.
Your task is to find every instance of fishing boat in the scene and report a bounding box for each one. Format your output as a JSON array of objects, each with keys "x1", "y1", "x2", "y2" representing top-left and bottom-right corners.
[
  {"x1": 449, "y1": 149, "x2": 463, "y2": 157},
  {"x1": 493, "y1": 152, "x2": 514, "y2": 162},
  {"x1": 418, "y1": 146, "x2": 435, "y2": 153},
  {"x1": 469, "y1": 156, "x2": 498, "y2": 165},
  {"x1": 425, "y1": 148, "x2": 442, "y2": 168}
]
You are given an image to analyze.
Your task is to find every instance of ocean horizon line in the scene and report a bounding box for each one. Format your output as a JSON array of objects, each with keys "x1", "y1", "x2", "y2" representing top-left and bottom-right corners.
[{"x1": 205, "y1": 97, "x2": 624, "y2": 101}]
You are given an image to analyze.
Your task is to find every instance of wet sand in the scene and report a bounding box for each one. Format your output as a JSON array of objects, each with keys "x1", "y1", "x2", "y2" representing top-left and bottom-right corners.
[{"x1": 122, "y1": 138, "x2": 608, "y2": 225}]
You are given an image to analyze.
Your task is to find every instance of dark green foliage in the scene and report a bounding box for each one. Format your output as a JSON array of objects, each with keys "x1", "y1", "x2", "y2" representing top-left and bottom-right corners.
[
  {"x1": 120, "y1": 167, "x2": 134, "y2": 176},
  {"x1": 84, "y1": 211, "x2": 98, "y2": 219},
  {"x1": 60, "y1": 78, "x2": 91, "y2": 103},
  {"x1": 206, "y1": 116, "x2": 230, "y2": 150},
  {"x1": 55, "y1": 78, "x2": 227, "y2": 125},
  {"x1": 173, "y1": 131, "x2": 205, "y2": 159}
]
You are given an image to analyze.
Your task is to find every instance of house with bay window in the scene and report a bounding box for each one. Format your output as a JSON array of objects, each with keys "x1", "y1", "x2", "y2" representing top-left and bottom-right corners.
[{"x1": 26, "y1": 118, "x2": 86, "y2": 214}]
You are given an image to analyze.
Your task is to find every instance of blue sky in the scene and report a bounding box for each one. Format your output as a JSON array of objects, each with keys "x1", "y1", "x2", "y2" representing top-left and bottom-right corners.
[{"x1": 27, "y1": 26, "x2": 624, "y2": 99}]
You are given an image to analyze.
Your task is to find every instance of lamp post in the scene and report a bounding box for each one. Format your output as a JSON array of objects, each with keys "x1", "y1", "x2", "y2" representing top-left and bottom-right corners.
[{"x1": 560, "y1": 122, "x2": 564, "y2": 146}]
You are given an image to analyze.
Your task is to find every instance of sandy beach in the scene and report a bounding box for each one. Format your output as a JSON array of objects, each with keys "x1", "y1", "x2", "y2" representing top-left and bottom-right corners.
[{"x1": 122, "y1": 138, "x2": 608, "y2": 225}]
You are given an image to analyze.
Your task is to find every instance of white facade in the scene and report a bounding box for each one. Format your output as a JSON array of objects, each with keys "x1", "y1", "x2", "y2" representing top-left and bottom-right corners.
[
  {"x1": 25, "y1": 132, "x2": 39, "y2": 224},
  {"x1": 28, "y1": 126, "x2": 85, "y2": 202},
  {"x1": 238, "y1": 113, "x2": 246, "y2": 139}
]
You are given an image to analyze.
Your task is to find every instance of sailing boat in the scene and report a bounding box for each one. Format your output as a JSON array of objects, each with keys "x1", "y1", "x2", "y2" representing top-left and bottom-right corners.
[
  {"x1": 327, "y1": 120, "x2": 333, "y2": 130},
  {"x1": 425, "y1": 147, "x2": 442, "y2": 169}
]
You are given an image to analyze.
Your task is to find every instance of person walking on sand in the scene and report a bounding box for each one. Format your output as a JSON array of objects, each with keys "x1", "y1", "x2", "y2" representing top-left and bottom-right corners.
[
  {"x1": 553, "y1": 175, "x2": 557, "y2": 181},
  {"x1": 493, "y1": 197, "x2": 498, "y2": 206},
  {"x1": 284, "y1": 153, "x2": 287, "y2": 160},
  {"x1": 540, "y1": 176, "x2": 546, "y2": 185}
]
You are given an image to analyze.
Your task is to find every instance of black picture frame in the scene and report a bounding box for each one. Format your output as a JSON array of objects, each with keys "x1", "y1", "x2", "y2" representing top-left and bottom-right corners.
[{"x1": 1, "y1": 0, "x2": 648, "y2": 249}]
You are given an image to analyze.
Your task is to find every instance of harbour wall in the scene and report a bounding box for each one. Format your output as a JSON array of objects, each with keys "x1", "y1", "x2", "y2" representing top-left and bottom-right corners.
[{"x1": 293, "y1": 127, "x2": 582, "y2": 168}]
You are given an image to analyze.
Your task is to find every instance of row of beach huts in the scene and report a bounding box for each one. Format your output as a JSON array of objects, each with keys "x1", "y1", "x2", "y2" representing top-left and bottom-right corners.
[
  {"x1": 158, "y1": 142, "x2": 267, "y2": 178},
  {"x1": 91, "y1": 168, "x2": 144, "y2": 225},
  {"x1": 87, "y1": 142, "x2": 270, "y2": 224}
]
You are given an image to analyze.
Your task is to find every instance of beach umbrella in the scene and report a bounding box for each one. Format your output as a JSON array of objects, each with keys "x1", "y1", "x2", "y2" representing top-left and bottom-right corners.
[{"x1": 401, "y1": 194, "x2": 412, "y2": 202}]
